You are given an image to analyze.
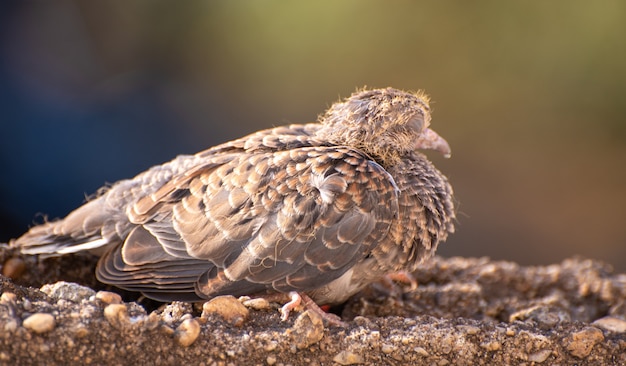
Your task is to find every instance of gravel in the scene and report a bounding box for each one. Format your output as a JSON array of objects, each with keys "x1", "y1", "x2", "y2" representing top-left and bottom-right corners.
[{"x1": 1, "y1": 244, "x2": 625, "y2": 365}]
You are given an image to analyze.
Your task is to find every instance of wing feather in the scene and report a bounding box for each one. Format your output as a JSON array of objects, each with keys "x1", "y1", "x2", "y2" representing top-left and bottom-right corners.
[{"x1": 89, "y1": 126, "x2": 400, "y2": 301}]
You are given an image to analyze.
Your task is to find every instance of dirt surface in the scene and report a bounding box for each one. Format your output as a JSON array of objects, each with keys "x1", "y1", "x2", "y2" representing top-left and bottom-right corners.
[{"x1": 1, "y1": 244, "x2": 625, "y2": 365}]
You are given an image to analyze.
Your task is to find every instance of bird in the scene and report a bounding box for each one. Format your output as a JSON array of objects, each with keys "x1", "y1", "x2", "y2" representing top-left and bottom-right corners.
[{"x1": 11, "y1": 87, "x2": 455, "y2": 323}]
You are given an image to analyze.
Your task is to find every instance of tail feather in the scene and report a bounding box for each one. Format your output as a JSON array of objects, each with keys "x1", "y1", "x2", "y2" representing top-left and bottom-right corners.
[{"x1": 12, "y1": 197, "x2": 117, "y2": 256}]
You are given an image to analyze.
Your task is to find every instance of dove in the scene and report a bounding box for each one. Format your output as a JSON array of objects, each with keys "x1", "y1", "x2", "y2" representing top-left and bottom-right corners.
[{"x1": 12, "y1": 87, "x2": 455, "y2": 323}]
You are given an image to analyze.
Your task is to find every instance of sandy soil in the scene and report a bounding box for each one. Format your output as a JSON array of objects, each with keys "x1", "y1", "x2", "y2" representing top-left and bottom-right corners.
[{"x1": 1, "y1": 244, "x2": 625, "y2": 365}]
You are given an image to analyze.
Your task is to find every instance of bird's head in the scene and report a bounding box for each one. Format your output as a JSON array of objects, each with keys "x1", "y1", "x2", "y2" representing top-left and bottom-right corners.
[{"x1": 317, "y1": 87, "x2": 451, "y2": 166}]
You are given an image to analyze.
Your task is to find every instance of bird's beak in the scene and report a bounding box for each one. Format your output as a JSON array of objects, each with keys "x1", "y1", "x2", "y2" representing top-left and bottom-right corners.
[{"x1": 415, "y1": 128, "x2": 451, "y2": 158}]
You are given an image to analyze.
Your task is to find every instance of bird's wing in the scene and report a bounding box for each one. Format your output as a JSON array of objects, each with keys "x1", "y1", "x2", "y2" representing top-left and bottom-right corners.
[
  {"x1": 96, "y1": 145, "x2": 400, "y2": 301},
  {"x1": 11, "y1": 124, "x2": 319, "y2": 256}
]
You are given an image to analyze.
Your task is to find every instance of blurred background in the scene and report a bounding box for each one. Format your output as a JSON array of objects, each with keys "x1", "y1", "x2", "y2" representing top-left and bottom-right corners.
[{"x1": 1, "y1": 1, "x2": 625, "y2": 271}]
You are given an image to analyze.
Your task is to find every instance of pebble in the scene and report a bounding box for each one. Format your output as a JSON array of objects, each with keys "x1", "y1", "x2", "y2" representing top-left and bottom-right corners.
[
  {"x1": 332, "y1": 350, "x2": 364, "y2": 365},
  {"x1": 264, "y1": 341, "x2": 278, "y2": 352},
  {"x1": 0, "y1": 292, "x2": 17, "y2": 304},
  {"x1": 201, "y1": 296, "x2": 249, "y2": 326},
  {"x1": 143, "y1": 312, "x2": 161, "y2": 331},
  {"x1": 457, "y1": 325, "x2": 480, "y2": 335},
  {"x1": 290, "y1": 310, "x2": 324, "y2": 349},
  {"x1": 381, "y1": 344, "x2": 394, "y2": 354},
  {"x1": 22, "y1": 299, "x2": 33, "y2": 311},
  {"x1": 480, "y1": 340, "x2": 501, "y2": 351},
  {"x1": 161, "y1": 302, "x2": 193, "y2": 324},
  {"x1": 40, "y1": 282, "x2": 96, "y2": 303},
  {"x1": 1, "y1": 257, "x2": 26, "y2": 279},
  {"x1": 527, "y1": 349, "x2": 552, "y2": 363},
  {"x1": 103, "y1": 304, "x2": 130, "y2": 328},
  {"x1": 160, "y1": 324, "x2": 175, "y2": 336},
  {"x1": 95, "y1": 291, "x2": 122, "y2": 305},
  {"x1": 266, "y1": 355, "x2": 277, "y2": 365},
  {"x1": 22, "y1": 313, "x2": 56, "y2": 333},
  {"x1": 175, "y1": 318, "x2": 201, "y2": 347},
  {"x1": 72, "y1": 324, "x2": 89, "y2": 338},
  {"x1": 241, "y1": 297, "x2": 271, "y2": 310},
  {"x1": 4, "y1": 319, "x2": 18, "y2": 333},
  {"x1": 592, "y1": 316, "x2": 626, "y2": 333},
  {"x1": 564, "y1": 327, "x2": 604, "y2": 358}
]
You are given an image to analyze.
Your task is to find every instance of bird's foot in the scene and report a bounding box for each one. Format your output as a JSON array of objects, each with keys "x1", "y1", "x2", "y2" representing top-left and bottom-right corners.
[
  {"x1": 279, "y1": 291, "x2": 302, "y2": 320},
  {"x1": 372, "y1": 271, "x2": 418, "y2": 299},
  {"x1": 280, "y1": 291, "x2": 347, "y2": 327},
  {"x1": 384, "y1": 271, "x2": 418, "y2": 291}
]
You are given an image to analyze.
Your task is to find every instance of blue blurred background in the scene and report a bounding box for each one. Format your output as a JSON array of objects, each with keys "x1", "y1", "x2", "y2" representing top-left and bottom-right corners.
[{"x1": 1, "y1": 1, "x2": 625, "y2": 270}]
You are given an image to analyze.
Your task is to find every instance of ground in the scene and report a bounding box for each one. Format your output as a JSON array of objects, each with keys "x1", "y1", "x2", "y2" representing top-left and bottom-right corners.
[{"x1": 1, "y1": 244, "x2": 625, "y2": 365}]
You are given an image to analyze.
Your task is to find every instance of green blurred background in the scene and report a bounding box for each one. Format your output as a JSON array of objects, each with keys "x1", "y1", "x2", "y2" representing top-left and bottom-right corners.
[{"x1": 1, "y1": 1, "x2": 625, "y2": 270}]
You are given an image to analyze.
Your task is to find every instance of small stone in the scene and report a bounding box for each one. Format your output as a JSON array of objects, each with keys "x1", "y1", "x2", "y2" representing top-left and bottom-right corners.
[
  {"x1": 381, "y1": 344, "x2": 394, "y2": 354},
  {"x1": 352, "y1": 316, "x2": 376, "y2": 328},
  {"x1": 73, "y1": 324, "x2": 89, "y2": 338},
  {"x1": 22, "y1": 313, "x2": 55, "y2": 334},
  {"x1": 290, "y1": 310, "x2": 324, "y2": 349},
  {"x1": 95, "y1": 291, "x2": 122, "y2": 305},
  {"x1": 1, "y1": 257, "x2": 26, "y2": 279},
  {"x1": 333, "y1": 350, "x2": 364, "y2": 365},
  {"x1": 160, "y1": 324, "x2": 175, "y2": 336},
  {"x1": 414, "y1": 347, "x2": 429, "y2": 356},
  {"x1": 564, "y1": 327, "x2": 605, "y2": 358},
  {"x1": 242, "y1": 297, "x2": 271, "y2": 310},
  {"x1": 528, "y1": 349, "x2": 552, "y2": 363},
  {"x1": 201, "y1": 296, "x2": 249, "y2": 326},
  {"x1": 4, "y1": 319, "x2": 18, "y2": 333},
  {"x1": 143, "y1": 312, "x2": 161, "y2": 331},
  {"x1": 175, "y1": 318, "x2": 201, "y2": 347},
  {"x1": 264, "y1": 341, "x2": 278, "y2": 352},
  {"x1": 22, "y1": 298, "x2": 33, "y2": 311},
  {"x1": 103, "y1": 304, "x2": 129, "y2": 328},
  {"x1": 40, "y1": 281, "x2": 96, "y2": 303},
  {"x1": 480, "y1": 341, "x2": 501, "y2": 351},
  {"x1": 592, "y1": 316, "x2": 626, "y2": 333},
  {"x1": 0, "y1": 292, "x2": 17, "y2": 304},
  {"x1": 266, "y1": 355, "x2": 277, "y2": 365},
  {"x1": 161, "y1": 302, "x2": 194, "y2": 324},
  {"x1": 458, "y1": 325, "x2": 480, "y2": 335}
]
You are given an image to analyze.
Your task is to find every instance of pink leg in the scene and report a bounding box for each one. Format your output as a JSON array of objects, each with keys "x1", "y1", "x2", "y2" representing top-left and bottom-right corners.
[
  {"x1": 280, "y1": 291, "x2": 348, "y2": 327},
  {"x1": 279, "y1": 291, "x2": 302, "y2": 321},
  {"x1": 385, "y1": 271, "x2": 418, "y2": 291}
]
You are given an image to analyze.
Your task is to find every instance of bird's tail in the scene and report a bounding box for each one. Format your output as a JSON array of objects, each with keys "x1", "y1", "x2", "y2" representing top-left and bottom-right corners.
[{"x1": 11, "y1": 197, "x2": 115, "y2": 257}]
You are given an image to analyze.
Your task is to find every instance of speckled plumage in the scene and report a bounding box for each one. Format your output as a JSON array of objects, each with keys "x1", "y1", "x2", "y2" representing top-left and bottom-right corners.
[{"x1": 12, "y1": 87, "x2": 455, "y2": 305}]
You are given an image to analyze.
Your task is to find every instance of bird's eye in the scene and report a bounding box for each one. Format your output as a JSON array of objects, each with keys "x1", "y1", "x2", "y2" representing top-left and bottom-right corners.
[{"x1": 407, "y1": 114, "x2": 425, "y2": 132}]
